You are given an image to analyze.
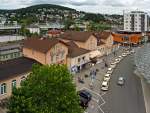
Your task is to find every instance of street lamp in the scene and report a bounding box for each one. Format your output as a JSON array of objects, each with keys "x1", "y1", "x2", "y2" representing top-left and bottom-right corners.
[{"x1": 89, "y1": 63, "x2": 96, "y2": 89}]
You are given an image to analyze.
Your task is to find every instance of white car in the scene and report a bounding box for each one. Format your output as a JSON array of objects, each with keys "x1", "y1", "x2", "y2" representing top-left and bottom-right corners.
[
  {"x1": 122, "y1": 53, "x2": 127, "y2": 57},
  {"x1": 126, "y1": 51, "x2": 130, "y2": 55},
  {"x1": 108, "y1": 68, "x2": 112, "y2": 71},
  {"x1": 104, "y1": 76, "x2": 110, "y2": 82},
  {"x1": 117, "y1": 77, "x2": 125, "y2": 85},
  {"x1": 131, "y1": 49, "x2": 135, "y2": 53},
  {"x1": 104, "y1": 74, "x2": 111, "y2": 77},
  {"x1": 110, "y1": 63, "x2": 116, "y2": 68},
  {"x1": 104, "y1": 74, "x2": 111, "y2": 81},
  {"x1": 115, "y1": 58, "x2": 120, "y2": 63},
  {"x1": 118, "y1": 56, "x2": 123, "y2": 59},
  {"x1": 104, "y1": 74, "x2": 110, "y2": 82},
  {"x1": 101, "y1": 81, "x2": 109, "y2": 91},
  {"x1": 107, "y1": 70, "x2": 113, "y2": 74},
  {"x1": 111, "y1": 62, "x2": 116, "y2": 65}
]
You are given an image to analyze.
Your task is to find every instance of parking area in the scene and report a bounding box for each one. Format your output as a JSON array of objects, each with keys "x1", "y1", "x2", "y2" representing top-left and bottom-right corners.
[{"x1": 73, "y1": 47, "x2": 133, "y2": 113}]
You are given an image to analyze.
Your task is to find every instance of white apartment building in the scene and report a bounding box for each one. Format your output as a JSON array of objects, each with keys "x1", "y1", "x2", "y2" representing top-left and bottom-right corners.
[{"x1": 124, "y1": 11, "x2": 149, "y2": 32}]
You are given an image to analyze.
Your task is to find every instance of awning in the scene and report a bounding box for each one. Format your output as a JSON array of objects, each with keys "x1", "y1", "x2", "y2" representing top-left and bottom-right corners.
[{"x1": 90, "y1": 50, "x2": 101, "y2": 58}]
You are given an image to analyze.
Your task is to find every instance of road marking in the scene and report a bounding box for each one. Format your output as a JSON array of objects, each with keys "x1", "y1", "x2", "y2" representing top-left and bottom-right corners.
[
  {"x1": 80, "y1": 87, "x2": 106, "y2": 113},
  {"x1": 92, "y1": 98, "x2": 99, "y2": 103}
]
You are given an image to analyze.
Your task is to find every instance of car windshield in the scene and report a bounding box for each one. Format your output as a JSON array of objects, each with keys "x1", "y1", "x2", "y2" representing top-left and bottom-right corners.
[{"x1": 79, "y1": 93, "x2": 87, "y2": 98}]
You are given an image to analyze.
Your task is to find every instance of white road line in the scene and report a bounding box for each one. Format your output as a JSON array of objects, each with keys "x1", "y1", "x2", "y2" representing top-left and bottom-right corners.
[
  {"x1": 80, "y1": 87, "x2": 107, "y2": 113},
  {"x1": 92, "y1": 98, "x2": 99, "y2": 103}
]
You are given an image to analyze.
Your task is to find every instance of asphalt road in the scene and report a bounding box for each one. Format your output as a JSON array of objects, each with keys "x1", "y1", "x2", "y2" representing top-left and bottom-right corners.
[{"x1": 102, "y1": 54, "x2": 146, "y2": 113}]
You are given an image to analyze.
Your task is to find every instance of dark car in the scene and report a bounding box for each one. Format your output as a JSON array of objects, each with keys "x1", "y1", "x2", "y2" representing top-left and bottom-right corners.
[
  {"x1": 79, "y1": 90, "x2": 92, "y2": 101},
  {"x1": 78, "y1": 90, "x2": 92, "y2": 108},
  {"x1": 79, "y1": 96, "x2": 89, "y2": 108}
]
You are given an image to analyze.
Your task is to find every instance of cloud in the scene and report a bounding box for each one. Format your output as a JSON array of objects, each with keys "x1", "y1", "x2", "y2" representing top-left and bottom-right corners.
[
  {"x1": 0, "y1": 0, "x2": 150, "y2": 14},
  {"x1": 68, "y1": 0, "x2": 98, "y2": 6},
  {"x1": 102, "y1": 0, "x2": 136, "y2": 7}
]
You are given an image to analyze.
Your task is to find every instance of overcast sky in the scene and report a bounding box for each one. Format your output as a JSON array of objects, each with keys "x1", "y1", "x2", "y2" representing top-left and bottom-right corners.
[{"x1": 0, "y1": 0, "x2": 150, "y2": 14}]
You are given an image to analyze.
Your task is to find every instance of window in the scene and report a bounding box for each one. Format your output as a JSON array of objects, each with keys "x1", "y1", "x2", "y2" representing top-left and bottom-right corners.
[
  {"x1": 14, "y1": 53, "x2": 17, "y2": 57},
  {"x1": 18, "y1": 52, "x2": 20, "y2": 56},
  {"x1": 78, "y1": 58, "x2": 80, "y2": 62},
  {"x1": 20, "y1": 76, "x2": 26, "y2": 84},
  {"x1": 12, "y1": 80, "x2": 16, "y2": 88},
  {"x1": 82, "y1": 56, "x2": 85, "y2": 60},
  {"x1": 11, "y1": 53, "x2": 13, "y2": 58},
  {"x1": 1, "y1": 83, "x2": 7, "y2": 94},
  {"x1": 21, "y1": 76, "x2": 26, "y2": 81}
]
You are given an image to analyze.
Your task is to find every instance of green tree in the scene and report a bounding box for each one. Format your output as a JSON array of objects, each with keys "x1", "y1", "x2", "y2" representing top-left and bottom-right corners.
[
  {"x1": 19, "y1": 24, "x2": 31, "y2": 37},
  {"x1": 7, "y1": 64, "x2": 83, "y2": 113}
]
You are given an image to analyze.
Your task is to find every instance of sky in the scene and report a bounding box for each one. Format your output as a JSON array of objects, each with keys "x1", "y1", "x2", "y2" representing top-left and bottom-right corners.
[{"x1": 0, "y1": 0, "x2": 150, "y2": 14}]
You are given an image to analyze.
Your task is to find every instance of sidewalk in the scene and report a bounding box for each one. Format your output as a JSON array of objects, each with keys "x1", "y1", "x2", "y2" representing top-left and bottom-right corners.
[
  {"x1": 141, "y1": 78, "x2": 150, "y2": 113},
  {"x1": 74, "y1": 47, "x2": 124, "y2": 91}
]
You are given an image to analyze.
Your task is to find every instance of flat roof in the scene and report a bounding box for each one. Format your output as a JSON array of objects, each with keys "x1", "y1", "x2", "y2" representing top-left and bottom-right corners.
[{"x1": 0, "y1": 43, "x2": 21, "y2": 51}]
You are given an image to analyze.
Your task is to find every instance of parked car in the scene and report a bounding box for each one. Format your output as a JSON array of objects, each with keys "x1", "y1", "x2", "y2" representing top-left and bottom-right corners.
[
  {"x1": 104, "y1": 74, "x2": 111, "y2": 81},
  {"x1": 107, "y1": 68, "x2": 113, "y2": 74},
  {"x1": 126, "y1": 51, "x2": 130, "y2": 55},
  {"x1": 108, "y1": 68, "x2": 112, "y2": 71},
  {"x1": 122, "y1": 53, "x2": 127, "y2": 57},
  {"x1": 115, "y1": 58, "x2": 120, "y2": 63},
  {"x1": 104, "y1": 73, "x2": 111, "y2": 77},
  {"x1": 117, "y1": 77, "x2": 125, "y2": 86},
  {"x1": 78, "y1": 90, "x2": 92, "y2": 108},
  {"x1": 110, "y1": 63, "x2": 116, "y2": 68},
  {"x1": 79, "y1": 90, "x2": 92, "y2": 101},
  {"x1": 111, "y1": 62, "x2": 116, "y2": 65},
  {"x1": 118, "y1": 56, "x2": 123, "y2": 59},
  {"x1": 104, "y1": 76, "x2": 110, "y2": 82},
  {"x1": 107, "y1": 70, "x2": 113, "y2": 74},
  {"x1": 79, "y1": 96, "x2": 89, "y2": 108},
  {"x1": 101, "y1": 81, "x2": 109, "y2": 91}
]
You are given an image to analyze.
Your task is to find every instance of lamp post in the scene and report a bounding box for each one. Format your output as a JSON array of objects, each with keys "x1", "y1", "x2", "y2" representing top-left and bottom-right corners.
[{"x1": 90, "y1": 63, "x2": 96, "y2": 88}]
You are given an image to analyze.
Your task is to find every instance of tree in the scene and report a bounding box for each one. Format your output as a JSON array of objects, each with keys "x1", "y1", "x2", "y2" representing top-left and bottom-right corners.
[
  {"x1": 19, "y1": 24, "x2": 31, "y2": 37},
  {"x1": 7, "y1": 64, "x2": 83, "y2": 113}
]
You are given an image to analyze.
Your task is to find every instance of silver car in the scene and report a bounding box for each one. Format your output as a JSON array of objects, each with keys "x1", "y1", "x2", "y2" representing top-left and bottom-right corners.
[{"x1": 117, "y1": 77, "x2": 125, "y2": 85}]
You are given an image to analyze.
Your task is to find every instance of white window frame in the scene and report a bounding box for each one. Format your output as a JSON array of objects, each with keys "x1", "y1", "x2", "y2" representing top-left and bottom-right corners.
[{"x1": 1, "y1": 83, "x2": 7, "y2": 95}]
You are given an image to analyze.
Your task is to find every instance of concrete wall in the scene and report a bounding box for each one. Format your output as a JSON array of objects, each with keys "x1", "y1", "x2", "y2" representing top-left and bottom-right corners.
[
  {"x1": 23, "y1": 42, "x2": 68, "y2": 65},
  {"x1": 46, "y1": 43, "x2": 68, "y2": 65},
  {"x1": 23, "y1": 47, "x2": 46, "y2": 65}
]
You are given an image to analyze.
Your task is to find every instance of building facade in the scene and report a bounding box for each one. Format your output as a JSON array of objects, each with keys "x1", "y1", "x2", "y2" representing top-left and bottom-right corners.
[
  {"x1": 0, "y1": 57, "x2": 36, "y2": 100},
  {"x1": 124, "y1": 11, "x2": 149, "y2": 32},
  {"x1": 27, "y1": 25, "x2": 40, "y2": 34},
  {"x1": 60, "y1": 31, "x2": 98, "y2": 51},
  {"x1": 95, "y1": 31, "x2": 116, "y2": 56},
  {"x1": 23, "y1": 38, "x2": 68, "y2": 65},
  {"x1": 65, "y1": 41, "x2": 91, "y2": 73},
  {"x1": 112, "y1": 32, "x2": 142, "y2": 45}
]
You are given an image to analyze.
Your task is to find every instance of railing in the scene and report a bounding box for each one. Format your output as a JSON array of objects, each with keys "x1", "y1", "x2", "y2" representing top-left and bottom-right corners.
[{"x1": 0, "y1": 25, "x2": 21, "y2": 29}]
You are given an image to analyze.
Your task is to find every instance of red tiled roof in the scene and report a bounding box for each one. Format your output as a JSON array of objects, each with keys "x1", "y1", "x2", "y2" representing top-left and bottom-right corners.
[
  {"x1": 94, "y1": 31, "x2": 111, "y2": 40},
  {"x1": 48, "y1": 30, "x2": 61, "y2": 35},
  {"x1": 61, "y1": 31, "x2": 96, "y2": 42},
  {"x1": 65, "y1": 41, "x2": 90, "y2": 58},
  {"x1": 23, "y1": 38, "x2": 65, "y2": 53}
]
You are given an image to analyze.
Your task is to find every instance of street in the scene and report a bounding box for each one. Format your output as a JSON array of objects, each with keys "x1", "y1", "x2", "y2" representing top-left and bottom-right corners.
[
  {"x1": 102, "y1": 54, "x2": 146, "y2": 113},
  {"x1": 75, "y1": 48, "x2": 146, "y2": 113}
]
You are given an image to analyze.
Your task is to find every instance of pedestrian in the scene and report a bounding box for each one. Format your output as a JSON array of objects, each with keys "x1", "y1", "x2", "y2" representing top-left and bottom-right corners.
[{"x1": 94, "y1": 70, "x2": 96, "y2": 76}]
